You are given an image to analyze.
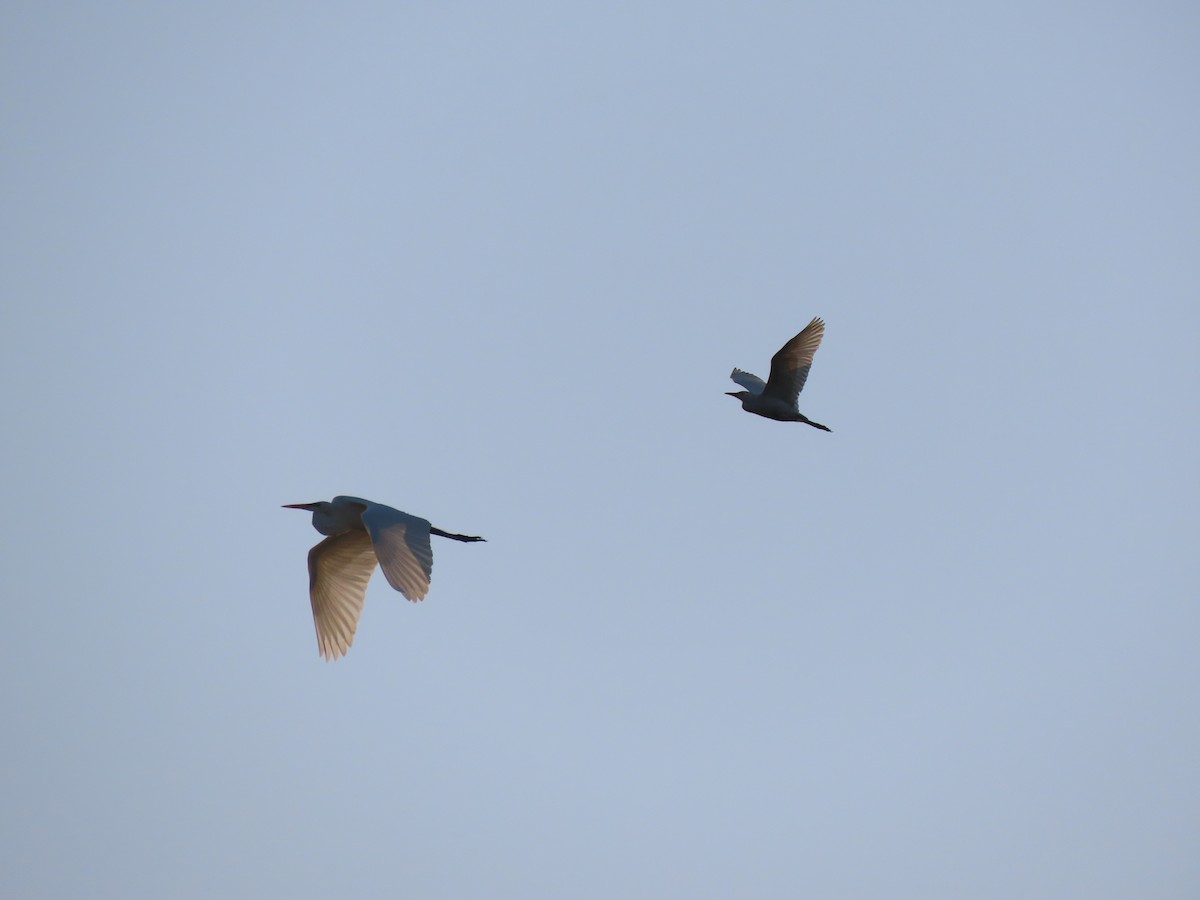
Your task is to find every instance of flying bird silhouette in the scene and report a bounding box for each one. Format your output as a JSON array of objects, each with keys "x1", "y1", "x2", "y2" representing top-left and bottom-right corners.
[
  {"x1": 726, "y1": 316, "x2": 832, "y2": 431},
  {"x1": 284, "y1": 495, "x2": 484, "y2": 660}
]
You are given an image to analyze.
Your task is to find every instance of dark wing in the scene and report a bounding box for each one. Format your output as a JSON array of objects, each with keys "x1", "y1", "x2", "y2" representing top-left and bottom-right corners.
[
  {"x1": 360, "y1": 503, "x2": 434, "y2": 602},
  {"x1": 762, "y1": 317, "x2": 825, "y2": 405},
  {"x1": 308, "y1": 530, "x2": 378, "y2": 661}
]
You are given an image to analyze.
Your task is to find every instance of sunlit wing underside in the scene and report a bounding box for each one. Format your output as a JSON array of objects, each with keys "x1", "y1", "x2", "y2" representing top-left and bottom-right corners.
[{"x1": 308, "y1": 530, "x2": 378, "y2": 661}]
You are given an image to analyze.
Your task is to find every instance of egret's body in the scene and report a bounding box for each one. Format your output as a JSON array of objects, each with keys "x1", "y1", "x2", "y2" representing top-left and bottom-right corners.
[
  {"x1": 726, "y1": 316, "x2": 832, "y2": 431},
  {"x1": 284, "y1": 495, "x2": 484, "y2": 660}
]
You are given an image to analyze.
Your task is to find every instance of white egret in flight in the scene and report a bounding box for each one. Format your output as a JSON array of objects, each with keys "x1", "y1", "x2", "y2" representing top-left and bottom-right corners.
[
  {"x1": 284, "y1": 496, "x2": 484, "y2": 660},
  {"x1": 726, "y1": 316, "x2": 832, "y2": 431}
]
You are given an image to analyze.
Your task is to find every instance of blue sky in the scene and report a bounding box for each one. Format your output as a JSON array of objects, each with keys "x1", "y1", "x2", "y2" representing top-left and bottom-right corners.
[{"x1": 3, "y1": 3, "x2": 1198, "y2": 897}]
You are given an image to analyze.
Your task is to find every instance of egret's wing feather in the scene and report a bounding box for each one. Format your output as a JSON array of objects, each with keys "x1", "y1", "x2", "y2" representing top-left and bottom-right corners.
[
  {"x1": 308, "y1": 531, "x2": 377, "y2": 661},
  {"x1": 763, "y1": 317, "x2": 825, "y2": 404},
  {"x1": 730, "y1": 368, "x2": 767, "y2": 395},
  {"x1": 360, "y1": 503, "x2": 434, "y2": 602}
]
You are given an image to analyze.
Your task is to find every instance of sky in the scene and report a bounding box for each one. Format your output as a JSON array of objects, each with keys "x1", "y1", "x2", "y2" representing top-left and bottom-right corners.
[{"x1": 2, "y1": 2, "x2": 1198, "y2": 897}]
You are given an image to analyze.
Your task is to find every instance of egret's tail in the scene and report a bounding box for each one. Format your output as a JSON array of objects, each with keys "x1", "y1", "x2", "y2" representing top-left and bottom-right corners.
[{"x1": 431, "y1": 526, "x2": 487, "y2": 542}]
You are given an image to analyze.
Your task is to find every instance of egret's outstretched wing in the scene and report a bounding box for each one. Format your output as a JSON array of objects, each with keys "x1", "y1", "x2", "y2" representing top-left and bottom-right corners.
[
  {"x1": 763, "y1": 317, "x2": 825, "y2": 405},
  {"x1": 360, "y1": 503, "x2": 434, "y2": 602},
  {"x1": 729, "y1": 368, "x2": 767, "y2": 395},
  {"x1": 308, "y1": 531, "x2": 378, "y2": 661}
]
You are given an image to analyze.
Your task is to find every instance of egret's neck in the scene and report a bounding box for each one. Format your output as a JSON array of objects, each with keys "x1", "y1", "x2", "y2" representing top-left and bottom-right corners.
[{"x1": 312, "y1": 503, "x2": 365, "y2": 535}]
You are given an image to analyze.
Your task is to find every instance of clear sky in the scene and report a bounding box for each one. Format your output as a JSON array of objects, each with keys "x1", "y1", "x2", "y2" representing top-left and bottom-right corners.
[{"x1": 3, "y1": 3, "x2": 1198, "y2": 897}]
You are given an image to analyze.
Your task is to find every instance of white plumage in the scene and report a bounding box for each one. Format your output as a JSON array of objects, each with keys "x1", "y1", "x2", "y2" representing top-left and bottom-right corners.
[
  {"x1": 726, "y1": 316, "x2": 832, "y2": 431},
  {"x1": 284, "y1": 496, "x2": 484, "y2": 660}
]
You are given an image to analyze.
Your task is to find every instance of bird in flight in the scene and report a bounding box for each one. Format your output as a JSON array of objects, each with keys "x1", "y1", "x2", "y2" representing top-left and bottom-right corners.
[
  {"x1": 284, "y1": 495, "x2": 484, "y2": 660},
  {"x1": 726, "y1": 316, "x2": 832, "y2": 431}
]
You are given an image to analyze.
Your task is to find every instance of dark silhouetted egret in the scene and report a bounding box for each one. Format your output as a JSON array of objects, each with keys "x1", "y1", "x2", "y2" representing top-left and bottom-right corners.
[
  {"x1": 726, "y1": 316, "x2": 832, "y2": 431},
  {"x1": 283, "y1": 496, "x2": 484, "y2": 660}
]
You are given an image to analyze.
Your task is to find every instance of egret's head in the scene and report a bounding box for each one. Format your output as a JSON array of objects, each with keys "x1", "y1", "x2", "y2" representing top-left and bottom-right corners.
[
  {"x1": 283, "y1": 499, "x2": 361, "y2": 536},
  {"x1": 725, "y1": 390, "x2": 750, "y2": 401},
  {"x1": 283, "y1": 500, "x2": 332, "y2": 529}
]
